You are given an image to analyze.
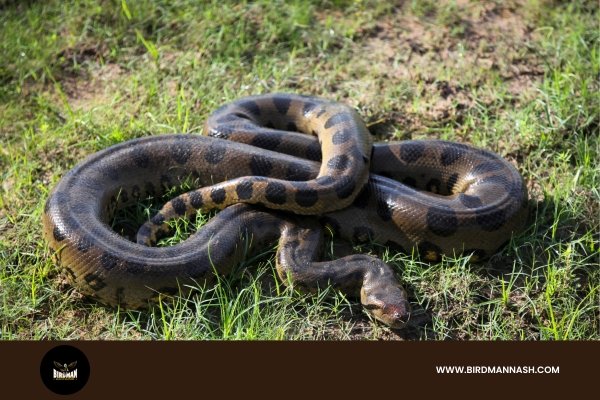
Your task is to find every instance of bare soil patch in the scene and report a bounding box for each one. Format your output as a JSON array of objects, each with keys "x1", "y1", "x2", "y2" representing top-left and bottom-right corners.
[
  {"x1": 354, "y1": 1, "x2": 543, "y2": 136},
  {"x1": 61, "y1": 62, "x2": 124, "y2": 111}
]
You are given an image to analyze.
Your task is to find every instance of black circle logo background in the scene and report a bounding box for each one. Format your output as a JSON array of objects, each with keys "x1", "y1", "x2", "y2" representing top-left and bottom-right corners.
[{"x1": 40, "y1": 345, "x2": 90, "y2": 395}]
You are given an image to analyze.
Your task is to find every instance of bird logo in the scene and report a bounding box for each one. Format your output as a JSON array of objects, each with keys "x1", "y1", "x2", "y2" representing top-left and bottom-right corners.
[{"x1": 54, "y1": 361, "x2": 77, "y2": 373}]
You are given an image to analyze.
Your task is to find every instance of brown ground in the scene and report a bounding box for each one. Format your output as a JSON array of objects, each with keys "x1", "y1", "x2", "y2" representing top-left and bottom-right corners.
[{"x1": 338, "y1": 1, "x2": 543, "y2": 139}]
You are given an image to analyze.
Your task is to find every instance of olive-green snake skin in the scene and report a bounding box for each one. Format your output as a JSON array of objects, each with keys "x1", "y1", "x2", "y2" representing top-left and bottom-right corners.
[{"x1": 42, "y1": 93, "x2": 528, "y2": 327}]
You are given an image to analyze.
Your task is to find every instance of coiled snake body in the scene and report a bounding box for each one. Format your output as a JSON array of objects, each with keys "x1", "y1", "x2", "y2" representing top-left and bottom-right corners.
[{"x1": 42, "y1": 94, "x2": 528, "y2": 327}]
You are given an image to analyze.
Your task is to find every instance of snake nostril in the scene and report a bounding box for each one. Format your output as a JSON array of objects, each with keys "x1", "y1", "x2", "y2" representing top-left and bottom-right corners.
[{"x1": 384, "y1": 304, "x2": 408, "y2": 322}]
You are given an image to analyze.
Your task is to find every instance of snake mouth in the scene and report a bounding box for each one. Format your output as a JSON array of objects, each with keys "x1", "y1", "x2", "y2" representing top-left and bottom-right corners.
[
  {"x1": 364, "y1": 299, "x2": 411, "y2": 329},
  {"x1": 378, "y1": 303, "x2": 412, "y2": 329}
]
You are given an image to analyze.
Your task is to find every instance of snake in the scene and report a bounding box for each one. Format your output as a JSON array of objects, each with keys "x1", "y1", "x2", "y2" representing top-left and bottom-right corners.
[{"x1": 42, "y1": 93, "x2": 528, "y2": 328}]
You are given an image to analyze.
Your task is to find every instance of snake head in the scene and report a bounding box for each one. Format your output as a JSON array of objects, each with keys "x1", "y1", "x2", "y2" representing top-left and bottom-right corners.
[{"x1": 361, "y1": 281, "x2": 411, "y2": 329}]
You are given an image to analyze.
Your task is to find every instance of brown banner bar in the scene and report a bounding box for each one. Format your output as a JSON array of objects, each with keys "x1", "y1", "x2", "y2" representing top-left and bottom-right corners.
[{"x1": 2, "y1": 341, "x2": 597, "y2": 398}]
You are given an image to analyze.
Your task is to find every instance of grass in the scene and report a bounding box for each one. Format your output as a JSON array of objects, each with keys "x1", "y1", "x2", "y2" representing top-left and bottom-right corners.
[{"x1": 0, "y1": 0, "x2": 598, "y2": 340}]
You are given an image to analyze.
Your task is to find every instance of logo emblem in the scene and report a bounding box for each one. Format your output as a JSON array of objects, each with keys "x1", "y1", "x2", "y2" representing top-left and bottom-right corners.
[
  {"x1": 40, "y1": 345, "x2": 90, "y2": 394},
  {"x1": 53, "y1": 361, "x2": 78, "y2": 380}
]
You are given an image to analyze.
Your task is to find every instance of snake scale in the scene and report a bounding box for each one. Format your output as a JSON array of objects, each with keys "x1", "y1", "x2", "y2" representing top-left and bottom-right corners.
[{"x1": 42, "y1": 93, "x2": 528, "y2": 327}]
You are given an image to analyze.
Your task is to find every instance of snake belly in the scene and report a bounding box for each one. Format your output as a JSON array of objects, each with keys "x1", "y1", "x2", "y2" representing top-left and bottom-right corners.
[{"x1": 42, "y1": 93, "x2": 528, "y2": 328}]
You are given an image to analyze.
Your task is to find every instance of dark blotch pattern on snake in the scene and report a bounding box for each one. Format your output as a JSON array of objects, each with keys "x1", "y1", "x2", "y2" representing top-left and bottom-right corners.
[{"x1": 42, "y1": 93, "x2": 528, "y2": 328}]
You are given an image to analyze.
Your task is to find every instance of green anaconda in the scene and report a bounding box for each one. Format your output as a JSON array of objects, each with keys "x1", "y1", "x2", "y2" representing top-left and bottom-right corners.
[{"x1": 42, "y1": 93, "x2": 528, "y2": 328}]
